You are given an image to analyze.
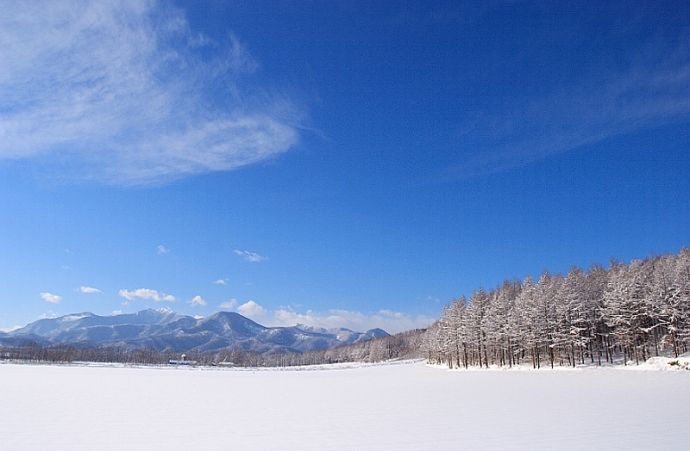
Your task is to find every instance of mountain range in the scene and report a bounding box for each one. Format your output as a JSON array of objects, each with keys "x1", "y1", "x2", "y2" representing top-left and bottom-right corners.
[{"x1": 0, "y1": 308, "x2": 388, "y2": 354}]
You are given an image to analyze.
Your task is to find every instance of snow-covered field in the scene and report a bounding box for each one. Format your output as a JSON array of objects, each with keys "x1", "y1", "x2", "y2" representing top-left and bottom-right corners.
[{"x1": 1, "y1": 360, "x2": 688, "y2": 450}]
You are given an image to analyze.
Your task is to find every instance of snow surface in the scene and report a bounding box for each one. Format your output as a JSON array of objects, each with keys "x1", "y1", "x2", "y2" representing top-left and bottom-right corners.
[{"x1": 1, "y1": 360, "x2": 688, "y2": 450}]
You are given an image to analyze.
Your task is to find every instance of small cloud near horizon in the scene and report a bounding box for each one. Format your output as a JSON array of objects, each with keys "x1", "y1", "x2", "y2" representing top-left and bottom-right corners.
[
  {"x1": 227, "y1": 301, "x2": 434, "y2": 334},
  {"x1": 38, "y1": 312, "x2": 59, "y2": 320},
  {"x1": 267, "y1": 308, "x2": 435, "y2": 335},
  {"x1": 119, "y1": 288, "x2": 176, "y2": 302},
  {"x1": 189, "y1": 295, "x2": 207, "y2": 307},
  {"x1": 40, "y1": 292, "x2": 62, "y2": 304},
  {"x1": 79, "y1": 286, "x2": 102, "y2": 294},
  {"x1": 234, "y1": 250, "x2": 267, "y2": 263},
  {"x1": 237, "y1": 300, "x2": 267, "y2": 317},
  {"x1": 219, "y1": 299, "x2": 238, "y2": 310},
  {"x1": 0, "y1": 325, "x2": 21, "y2": 333}
]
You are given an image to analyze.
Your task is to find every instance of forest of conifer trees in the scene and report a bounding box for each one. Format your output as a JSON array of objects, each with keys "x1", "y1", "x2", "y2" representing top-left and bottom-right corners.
[{"x1": 423, "y1": 248, "x2": 690, "y2": 369}]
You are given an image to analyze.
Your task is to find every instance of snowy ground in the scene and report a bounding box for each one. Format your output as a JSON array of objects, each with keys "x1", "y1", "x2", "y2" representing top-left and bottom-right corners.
[{"x1": 1, "y1": 360, "x2": 688, "y2": 450}]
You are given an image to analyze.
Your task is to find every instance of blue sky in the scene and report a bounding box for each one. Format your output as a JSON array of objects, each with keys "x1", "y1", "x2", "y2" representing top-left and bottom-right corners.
[{"x1": 1, "y1": 0, "x2": 689, "y2": 333}]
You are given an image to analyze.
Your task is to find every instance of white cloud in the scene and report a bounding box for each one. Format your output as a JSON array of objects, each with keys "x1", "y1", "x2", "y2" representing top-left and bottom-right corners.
[
  {"x1": 118, "y1": 288, "x2": 176, "y2": 302},
  {"x1": 219, "y1": 299, "x2": 237, "y2": 310},
  {"x1": 221, "y1": 299, "x2": 434, "y2": 334},
  {"x1": 38, "y1": 312, "x2": 59, "y2": 319},
  {"x1": 237, "y1": 300, "x2": 267, "y2": 318},
  {"x1": 79, "y1": 286, "x2": 102, "y2": 294},
  {"x1": 40, "y1": 292, "x2": 62, "y2": 304},
  {"x1": 234, "y1": 250, "x2": 267, "y2": 262},
  {"x1": 189, "y1": 295, "x2": 207, "y2": 307},
  {"x1": 157, "y1": 245, "x2": 169, "y2": 254},
  {"x1": 213, "y1": 279, "x2": 228, "y2": 285},
  {"x1": 0, "y1": 0, "x2": 301, "y2": 185},
  {"x1": 268, "y1": 308, "x2": 435, "y2": 335},
  {"x1": 0, "y1": 325, "x2": 21, "y2": 333},
  {"x1": 112, "y1": 310, "x2": 122, "y2": 315}
]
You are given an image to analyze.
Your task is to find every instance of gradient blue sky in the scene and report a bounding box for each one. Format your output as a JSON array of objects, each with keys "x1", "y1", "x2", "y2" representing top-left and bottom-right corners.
[{"x1": 1, "y1": 0, "x2": 689, "y2": 333}]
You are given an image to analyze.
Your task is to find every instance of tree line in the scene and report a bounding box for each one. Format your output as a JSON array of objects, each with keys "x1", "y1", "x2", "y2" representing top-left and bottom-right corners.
[
  {"x1": 0, "y1": 329, "x2": 426, "y2": 367},
  {"x1": 423, "y1": 248, "x2": 690, "y2": 369},
  {"x1": 0, "y1": 341, "x2": 204, "y2": 365}
]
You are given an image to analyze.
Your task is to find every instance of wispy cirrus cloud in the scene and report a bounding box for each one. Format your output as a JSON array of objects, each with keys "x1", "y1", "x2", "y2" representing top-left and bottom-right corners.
[
  {"x1": 445, "y1": 36, "x2": 690, "y2": 179},
  {"x1": 0, "y1": 0, "x2": 302, "y2": 185},
  {"x1": 118, "y1": 288, "x2": 176, "y2": 302},
  {"x1": 79, "y1": 286, "x2": 102, "y2": 294},
  {"x1": 234, "y1": 250, "x2": 267, "y2": 262},
  {"x1": 157, "y1": 245, "x2": 170, "y2": 255},
  {"x1": 213, "y1": 279, "x2": 228, "y2": 285},
  {"x1": 40, "y1": 292, "x2": 62, "y2": 304}
]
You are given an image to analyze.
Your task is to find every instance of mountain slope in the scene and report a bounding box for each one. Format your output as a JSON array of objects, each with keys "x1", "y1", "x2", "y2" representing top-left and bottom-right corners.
[{"x1": 1, "y1": 309, "x2": 388, "y2": 354}]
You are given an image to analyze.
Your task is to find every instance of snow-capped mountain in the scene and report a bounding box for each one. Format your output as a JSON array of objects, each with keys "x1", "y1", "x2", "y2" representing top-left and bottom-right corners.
[
  {"x1": 1, "y1": 308, "x2": 389, "y2": 353},
  {"x1": 294, "y1": 324, "x2": 388, "y2": 344}
]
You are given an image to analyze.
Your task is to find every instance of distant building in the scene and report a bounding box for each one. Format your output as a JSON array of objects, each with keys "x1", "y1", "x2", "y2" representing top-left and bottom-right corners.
[{"x1": 169, "y1": 353, "x2": 197, "y2": 365}]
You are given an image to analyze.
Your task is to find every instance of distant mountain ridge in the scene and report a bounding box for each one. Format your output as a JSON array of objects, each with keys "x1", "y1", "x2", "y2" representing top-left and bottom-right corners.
[{"x1": 0, "y1": 308, "x2": 389, "y2": 354}]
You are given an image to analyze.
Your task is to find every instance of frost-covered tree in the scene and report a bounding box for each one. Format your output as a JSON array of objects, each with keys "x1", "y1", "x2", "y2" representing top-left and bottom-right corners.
[
  {"x1": 426, "y1": 248, "x2": 690, "y2": 369},
  {"x1": 466, "y1": 288, "x2": 491, "y2": 368},
  {"x1": 674, "y1": 248, "x2": 690, "y2": 351}
]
